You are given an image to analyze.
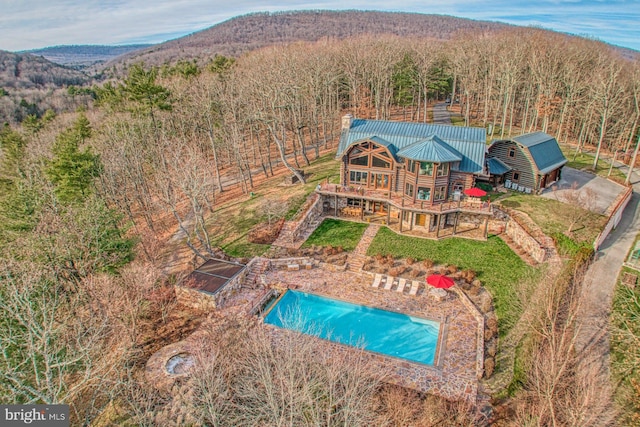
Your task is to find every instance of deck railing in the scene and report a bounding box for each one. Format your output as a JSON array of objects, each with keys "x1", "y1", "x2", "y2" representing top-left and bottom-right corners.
[{"x1": 317, "y1": 183, "x2": 492, "y2": 215}]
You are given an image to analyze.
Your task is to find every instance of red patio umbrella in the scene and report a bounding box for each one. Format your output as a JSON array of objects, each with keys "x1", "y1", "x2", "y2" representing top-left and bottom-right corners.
[
  {"x1": 463, "y1": 187, "x2": 487, "y2": 197},
  {"x1": 426, "y1": 274, "x2": 455, "y2": 289}
]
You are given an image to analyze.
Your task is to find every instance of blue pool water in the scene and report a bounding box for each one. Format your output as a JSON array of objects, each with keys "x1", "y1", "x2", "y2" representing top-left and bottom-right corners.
[{"x1": 263, "y1": 290, "x2": 440, "y2": 365}]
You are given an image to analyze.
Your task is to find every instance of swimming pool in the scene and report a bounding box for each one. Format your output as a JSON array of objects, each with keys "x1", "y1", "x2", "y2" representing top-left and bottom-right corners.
[{"x1": 263, "y1": 290, "x2": 440, "y2": 365}]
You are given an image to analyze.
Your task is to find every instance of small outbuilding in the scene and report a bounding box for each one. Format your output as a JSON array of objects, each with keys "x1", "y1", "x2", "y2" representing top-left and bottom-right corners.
[
  {"x1": 488, "y1": 131, "x2": 567, "y2": 193},
  {"x1": 175, "y1": 258, "x2": 247, "y2": 310}
]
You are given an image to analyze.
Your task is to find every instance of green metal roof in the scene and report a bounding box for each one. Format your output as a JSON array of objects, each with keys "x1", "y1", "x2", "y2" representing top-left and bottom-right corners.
[
  {"x1": 396, "y1": 136, "x2": 463, "y2": 163},
  {"x1": 338, "y1": 118, "x2": 486, "y2": 173},
  {"x1": 511, "y1": 132, "x2": 567, "y2": 174},
  {"x1": 487, "y1": 157, "x2": 512, "y2": 175}
]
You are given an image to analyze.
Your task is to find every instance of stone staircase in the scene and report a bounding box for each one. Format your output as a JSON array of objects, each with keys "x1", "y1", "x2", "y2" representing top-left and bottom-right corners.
[
  {"x1": 271, "y1": 221, "x2": 298, "y2": 249},
  {"x1": 244, "y1": 257, "x2": 271, "y2": 288},
  {"x1": 347, "y1": 223, "x2": 380, "y2": 273},
  {"x1": 273, "y1": 217, "x2": 323, "y2": 250}
]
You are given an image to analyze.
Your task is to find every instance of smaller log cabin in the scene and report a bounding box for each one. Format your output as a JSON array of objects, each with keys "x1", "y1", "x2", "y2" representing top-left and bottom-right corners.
[
  {"x1": 316, "y1": 115, "x2": 493, "y2": 239},
  {"x1": 487, "y1": 132, "x2": 567, "y2": 193}
]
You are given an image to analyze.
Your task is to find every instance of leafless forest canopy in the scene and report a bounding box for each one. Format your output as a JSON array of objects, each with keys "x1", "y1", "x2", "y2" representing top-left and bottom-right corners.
[
  {"x1": 1, "y1": 11, "x2": 639, "y2": 425},
  {"x1": 107, "y1": 11, "x2": 511, "y2": 70}
]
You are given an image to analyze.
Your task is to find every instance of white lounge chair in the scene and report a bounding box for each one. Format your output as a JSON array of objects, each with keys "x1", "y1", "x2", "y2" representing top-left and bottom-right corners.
[
  {"x1": 372, "y1": 274, "x2": 382, "y2": 288},
  {"x1": 384, "y1": 276, "x2": 394, "y2": 290},
  {"x1": 409, "y1": 281, "x2": 420, "y2": 296},
  {"x1": 396, "y1": 278, "x2": 407, "y2": 293}
]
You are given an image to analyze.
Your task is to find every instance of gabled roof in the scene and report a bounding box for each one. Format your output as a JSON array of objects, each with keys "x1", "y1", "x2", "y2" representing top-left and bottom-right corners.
[
  {"x1": 511, "y1": 132, "x2": 567, "y2": 174},
  {"x1": 338, "y1": 118, "x2": 486, "y2": 173},
  {"x1": 345, "y1": 136, "x2": 399, "y2": 160},
  {"x1": 487, "y1": 157, "x2": 512, "y2": 175},
  {"x1": 396, "y1": 136, "x2": 463, "y2": 163}
]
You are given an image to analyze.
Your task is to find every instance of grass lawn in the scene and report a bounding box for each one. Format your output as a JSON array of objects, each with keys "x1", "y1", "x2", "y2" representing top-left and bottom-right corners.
[
  {"x1": 366, "y1": 227, "x2": 536, "y2": 333},
  {"x1": 203, "y1": 153, "x2": 340, "y2": 258},
  {"x1": 302, "y1": 218, "x2": 368, "y2": 252},
  {"x1": 498, "y1": 193, "x2": 605, "y2": 246},
  {"x1": 611, "y1": 267, "x2": 640, "y2": 426}
]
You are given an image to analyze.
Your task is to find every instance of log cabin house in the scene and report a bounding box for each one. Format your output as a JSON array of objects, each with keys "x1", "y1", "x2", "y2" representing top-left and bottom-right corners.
[
  {"x1": 487, "y1": 132, "x2": 567, "y2": 193},
  {"x1": 316, "y1": 115, "x2": 493, "y2": 239}
]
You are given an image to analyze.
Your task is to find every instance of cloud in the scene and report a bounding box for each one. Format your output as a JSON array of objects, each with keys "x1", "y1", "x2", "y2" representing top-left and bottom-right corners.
[{"x1": 1, "y1": 0, "x2": 638, "y2": 51}]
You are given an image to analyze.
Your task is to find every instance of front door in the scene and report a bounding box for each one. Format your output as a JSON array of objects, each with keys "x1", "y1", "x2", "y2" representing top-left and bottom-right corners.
[{"x1": 415, "y1": 213, "x2": 426, "y2": 227}]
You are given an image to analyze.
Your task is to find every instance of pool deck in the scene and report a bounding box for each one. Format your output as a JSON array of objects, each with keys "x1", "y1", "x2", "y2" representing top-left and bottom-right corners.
[
  {"x1": 262, "y1": 266, "x2": 481, "y2": 402},
  {"x1": 147, "y1": 261, "x2": 483, "y2": 403}
]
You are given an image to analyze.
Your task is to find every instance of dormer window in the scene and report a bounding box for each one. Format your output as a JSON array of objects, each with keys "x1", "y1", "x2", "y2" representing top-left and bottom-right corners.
[{"x1": 508, "y1": 147, "x2": 516, "y2": 158}]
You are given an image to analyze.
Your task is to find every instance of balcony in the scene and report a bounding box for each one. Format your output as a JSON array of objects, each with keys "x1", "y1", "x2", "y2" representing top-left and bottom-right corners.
[{"x1": 316, "y1": 183, "x2": 493, "y2": 215}]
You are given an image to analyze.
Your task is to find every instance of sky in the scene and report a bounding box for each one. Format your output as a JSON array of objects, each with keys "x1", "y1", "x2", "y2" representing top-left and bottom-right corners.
[{"x1": 1, "y1": 0, "x2": 639, "y2": 52}]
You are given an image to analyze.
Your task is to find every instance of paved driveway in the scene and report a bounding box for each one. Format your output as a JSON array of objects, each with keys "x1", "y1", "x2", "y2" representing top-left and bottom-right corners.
[
  {"x1": 432, "y1": 102, "x2": 451, "y2": 125},
  {"x1": 540, "y1": 167, "x2": 626, "y2": 215}
]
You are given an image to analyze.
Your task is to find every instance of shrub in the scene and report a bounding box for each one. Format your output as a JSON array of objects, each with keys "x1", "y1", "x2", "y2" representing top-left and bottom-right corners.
[
  {"x1": 462, "y1": 269, "x2": 476, "y2": 283},
  {"x1": 446, "y1": 264, "x2": 458, "y2": 274},
  {"x1": 484, "y1": 357, "x2": 495, "y2": 378},
  {"x1": 422, "y1": 259, "x2": 434, "y2": 269},
  {"x1": 406, "y1": 257, "x2": 416, "y2": 265}
]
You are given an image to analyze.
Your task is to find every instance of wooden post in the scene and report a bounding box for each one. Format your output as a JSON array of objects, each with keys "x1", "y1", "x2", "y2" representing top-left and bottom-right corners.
[
  {"x1": 399, "y1": 210, "x2": 403, "y2": 232},
  {"x1": 453, "y1": 212, "x2": 459, "y2": 235},
  {"x1": 436, "y1": 214, "x2": 441, "y2": 238},
  {"x1": 334, "y1": 195, "x2": 338, "y2": 217},
  {"x1": 410, "y1": 212, "x2": 414, "y2": 231},
  {"x1": 484, "y1": 215, "x2": 489, "y2": 238}
]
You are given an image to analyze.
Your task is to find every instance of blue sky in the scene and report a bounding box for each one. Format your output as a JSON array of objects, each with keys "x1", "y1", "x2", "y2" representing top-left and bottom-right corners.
[{"x1": 1, "y1": 0, "x2": 639, "y2": 52}]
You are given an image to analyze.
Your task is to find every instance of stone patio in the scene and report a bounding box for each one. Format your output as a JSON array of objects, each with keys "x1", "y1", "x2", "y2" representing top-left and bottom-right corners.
[{"x1": 262, "y1": 266, "x2": 482, "y2": 401}]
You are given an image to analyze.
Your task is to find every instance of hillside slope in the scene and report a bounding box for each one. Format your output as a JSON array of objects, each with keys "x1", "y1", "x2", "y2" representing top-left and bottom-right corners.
[
  {"x1": 103, "y1": 10, "x2": 509, "y2": 69},
  {"x1": 0, "y1": 50, "x2": 90, "y2": 89},
  {"x1": 22, "y1": 44, "x2": 152, "y2": 69}
]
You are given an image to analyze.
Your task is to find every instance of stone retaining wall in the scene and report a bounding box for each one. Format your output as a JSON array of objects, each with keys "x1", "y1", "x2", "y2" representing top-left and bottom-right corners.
[
  {"x1": 291, "y1": 194, "x2": 323, "y2": 241},
  {"x1": 493, "y1": 207, "x2": 548, "y2": 263}
]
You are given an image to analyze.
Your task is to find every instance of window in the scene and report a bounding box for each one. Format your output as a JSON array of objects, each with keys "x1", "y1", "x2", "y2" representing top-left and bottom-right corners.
[
  {"x1": 436, "y1": 163, "x2": 450, "y2": 177},
  {"x1": 512, "y1": 171, "x2": 520, "y2": 183},
  {"x1": 508, "y1": 147, "x2": 516, "y2": 158},
  {"x1": 434, "y1": 186, "x2": 447, "y2": 201},
  {"x1": 372, "y1": 156, "x2": 391, "y2": 168},
  {"x1": 350, "y1": 156, "x2": 368, "y2": 166},
  {"x1": 417, "y1": 187, "x2": 431, "y2": 200},
  {"x1": 349, "y1": 170, "x2": 368, "y2": 185},
  {"x1": 373, "y1": 173, "x2": 389, "y2": 189},
  {"x1": 407, "y1": 160, "x2": 417, "y2": 173},
  {"x1": 419, "y1": 162, "x2": 434, "y2": 176},
  {"x1": 453, "y1": 181, "x2": 464, "y2": 192},
  {"x1": 405, "y1": 182, "x2": 414, "y2": 197}
]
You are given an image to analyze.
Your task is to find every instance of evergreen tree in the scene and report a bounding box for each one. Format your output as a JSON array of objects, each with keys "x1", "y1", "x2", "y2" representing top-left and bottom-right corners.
[{"x1": 45, "y1": 114, "x2": 100, "y2": 204}]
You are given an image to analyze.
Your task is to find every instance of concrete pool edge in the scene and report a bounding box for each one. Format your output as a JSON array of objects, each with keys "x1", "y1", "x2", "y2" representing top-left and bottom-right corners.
[{"x1": 261, "y1": 289, "x2": 444, "y2": 368}]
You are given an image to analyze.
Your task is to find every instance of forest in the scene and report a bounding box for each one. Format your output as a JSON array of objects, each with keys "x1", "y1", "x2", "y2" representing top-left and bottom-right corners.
[{"x1": 1, "y1": 22, "x2": 639, "y2": 425}]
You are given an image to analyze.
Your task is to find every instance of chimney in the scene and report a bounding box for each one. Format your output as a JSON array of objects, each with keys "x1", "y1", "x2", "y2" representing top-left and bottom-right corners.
[{"x1": 341, "y1": 114, "x2": 353, "y2": 131}]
